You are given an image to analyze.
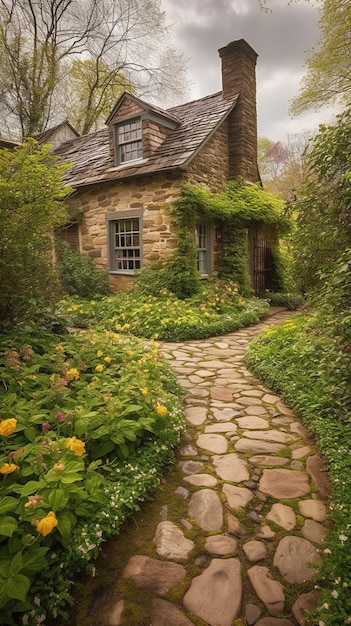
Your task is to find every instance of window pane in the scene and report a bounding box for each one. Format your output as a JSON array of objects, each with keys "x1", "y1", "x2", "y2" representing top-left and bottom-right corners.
[{"x1": 111, "y1": 218, "x2": 141, "y2": 273}]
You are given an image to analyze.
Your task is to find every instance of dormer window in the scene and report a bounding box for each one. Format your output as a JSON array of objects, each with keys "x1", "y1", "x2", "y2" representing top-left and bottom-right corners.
[{"x1": 116, "y1": 117, "x2": 142, "y2": 164}]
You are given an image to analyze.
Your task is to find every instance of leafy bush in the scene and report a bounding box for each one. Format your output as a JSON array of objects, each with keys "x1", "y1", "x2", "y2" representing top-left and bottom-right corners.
[
  {"x1": 246, "y1": 313, "x2": 351, "y2": 625},
  {"x1": 57, "y1": 243, "x2": 110, "y2": 299},
  {"x1": 60, "y1": 281, "x2": 270, "y2": 342},
  {"x1": 0, "y1": 140, "x2": 70, "y2": 326},
  {"x1": 0, "y1": 326, "x2": 185, "y2": 624}
]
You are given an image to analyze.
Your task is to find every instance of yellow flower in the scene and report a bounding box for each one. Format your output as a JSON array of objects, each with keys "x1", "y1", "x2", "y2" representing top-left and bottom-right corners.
[
  {"x1": 96, "y1": 350, "x2": 103, "y2": 357},
  {"x1": 156, "y1": 405, "x2": 167, "y2": 417},
  {"x1": 0, "y1": 418, "x2": 17, "y2": 436},
  {"x1": 0, "y1": 463, "x2": 18, "y2": 474},
  {"x1": 141, "y1": 387, "x2": 148, "y2": 396},
  {"x1": 95, "y1": 364, "x2": 104, "y2": 372},
  {"x1": 35, "y1": 511, "x2": 58, "y2": 537},
  {"x1": 65, "y1": 436, "x2": 86, "y2": 456},
  {"x1": 65, "y1": 368, "x2": 80, "y2": 381},
  {"x1": 104, "y1": 356, "x2": 112, "y2": 364},
  {"x1": 55, "y1": 344, "x2": 64, "y2": 352}
]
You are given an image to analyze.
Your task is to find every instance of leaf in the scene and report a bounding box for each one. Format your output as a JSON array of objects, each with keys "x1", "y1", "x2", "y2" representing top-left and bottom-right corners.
[
  {"x1": 12, "y1": 480, "x2": 43, "y2": 496},
  {"x1": 0, "y1": 497, "x2": 18, "y2": 515},
  {"x1": 5, "y1": 574, "x2": 30, "y2": 601},
  {"x1": 21, "y1": 547, "x2": 49, "y2": 574},
  {"x1": 10, "y1": 551, "x2": 23, "y2": 576},
  {"x1": 57, "y1": 511, "x2": 75, "y2": 545},
  {"x1": 0, "y1": 517, "x2": 17, "y2": 538},
  {"x1": 60, "y1": 473, "x2": 84, "y2": 484},
  {"x1": 48, "y1": 488, "x2": 68, "y2": 511}
]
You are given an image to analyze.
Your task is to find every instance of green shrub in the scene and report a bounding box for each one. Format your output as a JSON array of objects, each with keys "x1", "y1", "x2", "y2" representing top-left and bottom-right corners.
[
  {"x1": 58, "y1": 243, "x2": 110, "y2": 299},
  {"x1": 262, "y1": 291, "x2": 305, "y2": 310}
]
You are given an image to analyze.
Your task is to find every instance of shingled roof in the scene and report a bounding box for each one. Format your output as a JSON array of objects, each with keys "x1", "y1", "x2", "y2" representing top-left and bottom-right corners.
[{"x1": 53, "y1": 91, "x2": 239, "y2": 188}]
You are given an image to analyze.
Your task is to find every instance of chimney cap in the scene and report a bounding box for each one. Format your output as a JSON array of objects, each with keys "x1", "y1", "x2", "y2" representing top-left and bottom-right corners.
[{"x1": 218, "y1": 38, "x2": 258, "y2": 62}]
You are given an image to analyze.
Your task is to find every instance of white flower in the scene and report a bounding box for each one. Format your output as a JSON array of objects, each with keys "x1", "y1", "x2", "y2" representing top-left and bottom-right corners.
[
  {"x1": 331, "y1": 590, "x2": 339, "y2": 599},
  {"x1": 339, "y1": 534, "x2": 348, "y2": 543},
  {"x1": 344, "y1": 618, "x2": 351, "y2": 624}
]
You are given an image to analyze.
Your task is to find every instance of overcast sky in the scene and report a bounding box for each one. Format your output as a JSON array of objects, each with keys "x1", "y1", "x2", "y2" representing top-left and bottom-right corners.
[{"x1": 161, "y1": 0, "x2": 335, "y2": 141}]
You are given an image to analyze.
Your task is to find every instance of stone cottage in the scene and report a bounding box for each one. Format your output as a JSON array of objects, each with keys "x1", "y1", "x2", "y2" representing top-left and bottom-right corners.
[{"x1": 54, "y1": 39, "x2": 274, "y2": 293}]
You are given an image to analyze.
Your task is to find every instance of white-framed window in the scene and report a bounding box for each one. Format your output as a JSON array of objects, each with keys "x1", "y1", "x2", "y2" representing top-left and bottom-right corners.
[
  {"x1": 196, "y1": 221, "x2": 211, "y2": 276},
  {"x1": 108, "y1": 214, "x2": 142, "y2": 274},
  {"x1": 116, "y1": 118, "x2": 142, "y2": 164}
]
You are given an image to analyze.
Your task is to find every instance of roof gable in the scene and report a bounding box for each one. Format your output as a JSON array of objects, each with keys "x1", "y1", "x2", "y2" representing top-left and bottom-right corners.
[
  {"x1": 106, "y1": 92, "x2": 180, "y2": 128},
  {"x1": 54, "y1": 91, "x2": 239, "y2": 188}
]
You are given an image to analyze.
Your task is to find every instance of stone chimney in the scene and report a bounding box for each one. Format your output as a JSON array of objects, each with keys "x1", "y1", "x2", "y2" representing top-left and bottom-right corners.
[{"x1": 218, "y1": 39, "x2": 260, "y2": 183}]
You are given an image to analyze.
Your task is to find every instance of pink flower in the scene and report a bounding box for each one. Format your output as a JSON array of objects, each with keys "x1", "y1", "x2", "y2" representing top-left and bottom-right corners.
[
  {"x1": 55, "y1": 412, "x2": 65, "y2": 423},
  {"x1": 41, "y1": 422, "x2": 51, "y2": 432}
]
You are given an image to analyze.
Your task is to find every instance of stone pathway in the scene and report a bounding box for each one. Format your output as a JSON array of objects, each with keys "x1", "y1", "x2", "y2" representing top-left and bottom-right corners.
[{"x1": 82, "y1": 310, "x2": 332, "y2": 626}]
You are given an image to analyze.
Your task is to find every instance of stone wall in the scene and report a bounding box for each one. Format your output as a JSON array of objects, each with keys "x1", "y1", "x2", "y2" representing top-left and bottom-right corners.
[{"x1": 185, "y1": 122, "x2": 230, "y2": 191}]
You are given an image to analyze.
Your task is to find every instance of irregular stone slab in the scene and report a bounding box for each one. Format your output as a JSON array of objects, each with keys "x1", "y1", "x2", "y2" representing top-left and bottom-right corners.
[
  {"x1": 250, "y1": 455, "x2": 289, "y2": 466},
  {"x1": 183, "y1": 558, "x2": 242, "y2": 626},
  {"x1": 290, "y1": 422, "x2": 308, "y2": 437},
  {"x1": 151, "y1": 598, "x2": 194, "y2": 626},
  {"x1": 246, "y1": 604, "x2": 261, "y2": 625},
  {"x1": 188, "y1": 489, "x2": 223, "y2": 531},
  {"x1": 266, "y1": 503, "x2": 296, "y2": 530},
  {"x1": 243, "y1": 429, "x2": 291, "y2": 443},
  {"x1": 243, "y1": 540, "x2": 267, "y2": 562},
  {"x1": 107, "y1": 599, "x2": 124, "y2": 626},
  {"x1": 301, "y1": 519, "x2": 327, "y2": 544},
  {"x1": 306, "y1": 454, "x2": 332, "y2": 497},
  {"x1": 213, "y1": 408, "x2": 237, "y2": 421},
  {"x1": 198, "y1": 359, "x2": 231, "y2": 369},
  {"x1": 122, "y1": 555, "x2": 186, "y2": 595},
  {"x1": 259, "y1": 469, "x2": 310, "y2": 499},
  {"x1": 194, "y1": 369, "x2": 216, "y2": 378},
  {"x1": 154, "y1": 522, "x2": 194, "y2": 560},
  {"x1": 188, "y1": 387, "x2": 209, "y2": 398},
  {"x1": 292, "y1": 590, "x2": 320, "y2": 625},
  {"x1": 236, "y1": 416, "x2": 269, "y2": 430},
  {"x1": 179, "y1": 460, "x2": 204, "y2": 474},
  {"x1": 262, "y1": 392, "x2": 281, "y2": 404},
  {"x1": 237, "y1": 396, "x2": 263, "y2": 406},
  {"x1": 205, "y1": 534, "x2": 237, "y2": 555},
  {"x1": 235, "y1": 439, "x2": 285, "y2": 454},
  {"x1": 223, "y1": 484, "x2": 253, "y2": 509},
  {"x1": 298, "y1": 499, "x2": 327, "y2": 522},
  {"x1": 244, "y1": 405, "x2": 269, "y2": 416},
  {"x1": 183, "y1": 473, "x2": 218, "y2": 487},
  {"x1": 210, "y1": 386, "x2": 233, "y2": 401},
  {"x1": 179, "y1": 445, "x2": 197, "y2": 456},
  {"x1": 292, "y1": 446, "x2": 311, "y2": 460},
  {"x1": 256, "y1": 619, "x2": 294, "y2": 626},
  {"x1": 212, "y1": 453, "x2": 249, "y2": 482},
  {"x1": 185, "y1": 406, "x2": 208, "y2": 426},
  {"x1": 273, "y1": 536, "x2": 321, "y2": 583},
  {"x1": 197, "y1": 433, "x2": 228, "y2": 454},
  {"x1": 256, "y1": 525, "x2": 276, "y2": 541},
  {"x1": 227, "y1": 513, "x2": 247, "y2": 537},
  {"x1": 205, "y1": 423, "x2": 237, "y2": 434},
  {"x1": 247, "y1": 565, "x2": 285, "y2": 616}
]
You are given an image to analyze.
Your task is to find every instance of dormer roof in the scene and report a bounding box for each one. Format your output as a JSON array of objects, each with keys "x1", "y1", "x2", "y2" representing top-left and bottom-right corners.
[
  {"x1": 53, "y1": 91, "x2": 239, "y2": 188},
  {"x1": 105, "y1": 91, "x2": 180, "y2": 128}
]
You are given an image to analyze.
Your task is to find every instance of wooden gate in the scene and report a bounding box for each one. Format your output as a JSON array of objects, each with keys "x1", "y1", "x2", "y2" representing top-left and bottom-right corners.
[{"x1": 248, "y1": 225, "x2": 274, "y2": 295}]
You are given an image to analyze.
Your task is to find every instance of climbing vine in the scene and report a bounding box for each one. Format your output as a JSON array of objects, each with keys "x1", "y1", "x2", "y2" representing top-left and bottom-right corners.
[{"x1": 138, "y1": 179, "x2": 289, "y2": 298}]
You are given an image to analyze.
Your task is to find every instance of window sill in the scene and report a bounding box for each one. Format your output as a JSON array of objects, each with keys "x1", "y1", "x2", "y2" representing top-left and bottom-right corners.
[{"x1": 107, "y1": 158, "x2": 148, "y2": 172}]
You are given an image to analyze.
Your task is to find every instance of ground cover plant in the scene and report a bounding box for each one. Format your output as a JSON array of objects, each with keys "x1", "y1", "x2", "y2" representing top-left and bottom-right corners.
[
  {"x1": 0, "y1": 322, "x2": 185, "y2": 625},
  {"x1": 60, "y1": 277, "x2": 270, "y2": 342},
  {"x1": 246, "y1": 313, "x2": 351, "y2": 625}
]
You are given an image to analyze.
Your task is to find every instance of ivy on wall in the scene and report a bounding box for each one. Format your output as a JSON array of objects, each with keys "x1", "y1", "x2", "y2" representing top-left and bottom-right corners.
[{"x1": 167, "y1": 179, "x2": 289, "y2": 296}]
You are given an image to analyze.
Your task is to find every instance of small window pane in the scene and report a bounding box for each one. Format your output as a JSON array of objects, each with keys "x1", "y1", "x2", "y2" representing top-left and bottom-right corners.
[{"x1": 111, "y1": 218, "x2": 141, "y2": 273}]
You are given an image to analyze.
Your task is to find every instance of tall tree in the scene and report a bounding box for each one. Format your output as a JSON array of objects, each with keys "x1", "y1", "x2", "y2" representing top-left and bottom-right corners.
[
  {"x1": 0, "y1": 0, "x2": 187, "y2": 139},
  {"x1": 290, "y1": 0, "x2": 351, "y2": 114}
]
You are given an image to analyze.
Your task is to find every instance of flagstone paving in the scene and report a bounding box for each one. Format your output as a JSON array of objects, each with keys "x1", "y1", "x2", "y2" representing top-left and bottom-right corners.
[{"x1": 77, "y1": 309, "x2": 333, "y2": 625}]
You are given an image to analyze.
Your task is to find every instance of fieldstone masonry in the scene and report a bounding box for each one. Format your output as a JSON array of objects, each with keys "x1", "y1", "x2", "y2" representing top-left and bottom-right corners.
[{"x1": 83, "y1": 310, "x2": 332, "y2": 625}]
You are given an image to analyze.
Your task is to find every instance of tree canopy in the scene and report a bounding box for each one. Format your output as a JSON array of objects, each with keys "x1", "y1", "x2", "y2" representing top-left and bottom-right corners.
[
  {"x1": 0, "y1": 0, "x2": 187, "y2": 139},
  {"x1": 290, "y1": 0, "x2": 351, "y2": 114}
]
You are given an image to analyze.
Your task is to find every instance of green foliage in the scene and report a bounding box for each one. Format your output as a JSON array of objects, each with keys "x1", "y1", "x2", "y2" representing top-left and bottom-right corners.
[
  {"x1": 0, "y1": 140, "x2": 71, "y2": 326},
  {"x1": 246, "y1": 313, "x2": 351, "y2": 625},
  {"x1": 291, "y1": 0, "x2": 351, "y2": 114},
  {"x1": 0, "y1": 323, "x2": 185, "y2": 623},
  {"x1": 262, "y1": 292, "x2": 305, "y2": 311},
  {"x1": 61, "y1": 282, "x2": 270, "y2": 342},
  {"x1": 57, "y1": 243, "x2": 110, "y2": 299},
  {"x1": 169, "y1": 180, "x2": 289, "y2": 295}
]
